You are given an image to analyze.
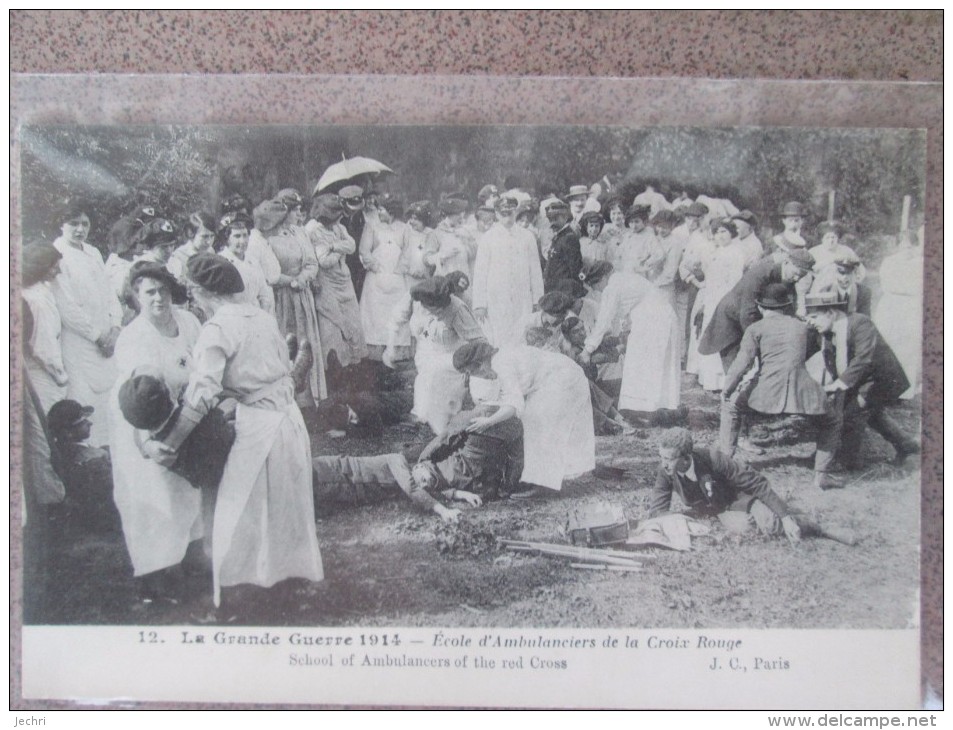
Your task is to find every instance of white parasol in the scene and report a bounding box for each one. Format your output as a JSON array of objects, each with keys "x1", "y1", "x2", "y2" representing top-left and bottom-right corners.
[{"x1": 314, "y1": 156, "x2": 395, "y2": 195}]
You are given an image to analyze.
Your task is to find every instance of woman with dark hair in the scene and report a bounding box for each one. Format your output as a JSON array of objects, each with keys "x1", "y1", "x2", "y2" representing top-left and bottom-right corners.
[
  {"x1": 600, "y1": 194, "x2": 628, "y2": 270},
  {"x1": 359, "y1": 196, "x2": 410, "y2": 359},
  {"x1": 306, "y1": 194, "x2": 368, "y2": 384},
  {"x1": 396, "y1": 201, "x2": 436, "y2": 290},
  {"x1": 109, "y1": 261, "x2": 202, "y2": 603},
  {"x1": 620, "y1": 204, "x2": 665, "y2": 279},
  {"x1": 427, "y1": 198, "x2": 474, "y2": 289},
  {"x1": 696, "y1": 218, "x2": 746, "y2": 391},
  {"x1": 384, "y1": 276, "x2": 486, "y2": 434},
  {"x1": 50, "y1": 199, "x2": 123, "y2": 446},
  {"x1": 164, "y1": 254, "x2": 322, "y2": 608},
  {"x1": 578, "y1": 211, "x2": 607, "y2": 264},
  {"x1": 216, "y1": 212, "x2": 275, "y2": 314},
  {"x1": 167, "y1": 211, "x2": 217, "y2": 283},
  {"x1": 451, "y1": 339, "x2": 594, "y2": 494},
  {"x1": 254, "y1": 197, "x2": 325, "y2": 407},
  {"x1": 22, "y1": 243, "x2": 68, "y2": 412}
]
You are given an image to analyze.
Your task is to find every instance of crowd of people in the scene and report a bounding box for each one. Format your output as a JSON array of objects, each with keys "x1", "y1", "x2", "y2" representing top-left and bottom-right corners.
[{"x1": 20, "y1": 172, "x2": 924, "y2": 615}]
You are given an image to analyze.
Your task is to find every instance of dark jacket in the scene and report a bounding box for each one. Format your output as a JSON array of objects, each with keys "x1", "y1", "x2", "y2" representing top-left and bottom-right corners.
[
  {"x1": 723, "y1": 314, "x2": 827, "y2": 415},
  {"x1": 543, "y1": 224, "x2": 586, "y2": 297},
  {"x1": 699, "y1": 260, "x2": 793, "y2": 356},
  {"x1": 648, "y1": 447, "x2": 791, "y2": 519},
  {"x1": 809, "y1": 313, "x2": 910, "y2": 407}
]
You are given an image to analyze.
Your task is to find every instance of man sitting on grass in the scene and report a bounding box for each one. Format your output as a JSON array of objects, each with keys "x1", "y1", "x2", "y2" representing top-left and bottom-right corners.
[{"x1": 649, "y1": 427, "x2": 802, "y2": 543}]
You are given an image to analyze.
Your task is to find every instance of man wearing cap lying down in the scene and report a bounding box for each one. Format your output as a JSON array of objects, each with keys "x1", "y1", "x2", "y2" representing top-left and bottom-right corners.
[{"x1": 312, "y1": 402, "x2": 524, "y2": 519}]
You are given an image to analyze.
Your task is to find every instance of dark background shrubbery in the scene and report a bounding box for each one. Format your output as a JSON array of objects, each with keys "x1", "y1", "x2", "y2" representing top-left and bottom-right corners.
[{"x1": 19, "y1": 124, "x2": 925, "y2": 267}]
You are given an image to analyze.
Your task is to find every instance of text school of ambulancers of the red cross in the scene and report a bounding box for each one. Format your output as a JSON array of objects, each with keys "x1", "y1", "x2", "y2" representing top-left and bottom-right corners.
[{"x1": 142, "y1": 626, "x2": 782, "y2": 674}]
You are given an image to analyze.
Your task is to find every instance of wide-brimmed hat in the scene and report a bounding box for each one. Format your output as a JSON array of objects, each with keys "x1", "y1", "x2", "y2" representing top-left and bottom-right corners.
[
  {"x1": 756, "y1": 282, "x2": 795, "y2": 309},
  {"x1": 47, "y1": 399, "x2": 94, "y2": 434},
  {"x1": 311, "y1": 193, "x2": 345, "y2": 221},
  {"x1": 438, "y1": 198, "x2": 468, "y2": 216},
  {"x1": 410, "y1": 276, "x2": 452, "y2": 309},
  {"x1": 118, "y1": 374, "x2": 175, "y2": 431},
  {"x1": 405, "y1": 200, "x2": 435, "y2": 227},
  {"x1": 252, "y1": 200, "x2": 288, "y2": 234},
  {"x1": 567, "y1": 185, "x2": 589, "y2": 199},
  {"x1": 779, "y1": 201, "x2": 809, "y2": 218},
  {"x1": 495, "y1": 195, "x2": 520, "y2": 213},
  {"x1": 186, "y1": 253, "x2": 245, "y2": 295},
  {"x1": 477, "y1": 184, "x2": 499, "y2": 202},
  {"x1": 125, "y1": 261, "x2": 188, "y2": 305},
  {"x1": 276, "y1": 188, "x2": 305, "y2": 209},
  {"x1": 131, "y1": 219, "x2": 177, "y2": 249},
  {"x1": 786, "y1": 248, "x2": 815, "y2": 272},
  {"x1": 731, "y1": 209, "x2": 758, "y2": 228}
]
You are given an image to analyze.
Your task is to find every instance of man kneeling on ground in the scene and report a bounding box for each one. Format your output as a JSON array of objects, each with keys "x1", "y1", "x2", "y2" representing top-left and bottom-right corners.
[{"x1": 649, "y1": 427, "x2": 802, "y2": 543}]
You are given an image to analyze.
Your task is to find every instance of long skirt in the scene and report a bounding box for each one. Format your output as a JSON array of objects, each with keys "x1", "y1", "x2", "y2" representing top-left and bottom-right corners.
[
  {"x1": 213, "y1": 394, "x2": 323, "y2": 606},
  {"x1": 521, "y1": 362, "x2": 595, "y2": 490},
  {"x1": 274, "y1": 286, "x2": 326, "y2": 406},
  {"x1": 412, "y1": 346, "x2": 466, "y2": 435},
  {"x1": 619, "y1": 290, "x2": 681, "y2": 412}
]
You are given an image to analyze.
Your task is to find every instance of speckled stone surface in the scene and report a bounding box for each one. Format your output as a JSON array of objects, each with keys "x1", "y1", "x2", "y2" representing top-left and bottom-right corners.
[{"x1": 9, "y1": 10, "x2": 942, "y2": 710}]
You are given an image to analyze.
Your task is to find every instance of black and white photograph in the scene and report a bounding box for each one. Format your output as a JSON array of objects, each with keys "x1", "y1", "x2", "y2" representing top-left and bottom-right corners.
[{"x1": 14, "y1": 117, "x2": 930, "y2": 708}]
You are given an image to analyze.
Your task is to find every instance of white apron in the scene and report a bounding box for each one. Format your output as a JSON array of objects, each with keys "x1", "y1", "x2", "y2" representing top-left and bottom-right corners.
[{"x1": 212, "y1": 383, "x2": 323, "y2": 606}]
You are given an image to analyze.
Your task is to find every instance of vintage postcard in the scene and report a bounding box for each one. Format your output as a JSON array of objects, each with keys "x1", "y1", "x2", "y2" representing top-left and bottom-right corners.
[{"x1": 10, "y1": 75, "x2": 940, "y2": 710}]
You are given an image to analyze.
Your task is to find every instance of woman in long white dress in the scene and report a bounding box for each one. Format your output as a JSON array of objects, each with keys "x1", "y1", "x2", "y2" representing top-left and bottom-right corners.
[
  {"x1": 874, "y1": 229, "x2": 923, "y2": 399},
  {"x1": 452, "y1": 340, "x2": 594, "y2": 493},
  {"x1": 50, "y1": 201, "x2": 123, "y2": 446},
  {"x1": 696, "y1": 219, "x2": 746, "y2": 391},
  {"x1": 581, "y1": 259, "x2": 680, "y2": 415},
  {"x1": 384, "y1": 276, "x2": 486, "y2": 435},
  {"x1": 360, "y1": 197, "x2": 411, "y2": 360},
  {"x1": 396, "y1": 201, "x2": 436, "y2": 291},
  {"x1": 167, "y1": 253, "x2": 322, "y2": 608},
  {"x1": 109, "y1": 262, "x2": 203, "y2": 602},
  {"x1": 22, "y1": 243, "x2": 69, "y2": 413}
]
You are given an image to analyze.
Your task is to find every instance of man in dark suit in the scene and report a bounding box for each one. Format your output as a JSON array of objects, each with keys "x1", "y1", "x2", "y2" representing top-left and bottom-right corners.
[
  {"x1": 542, "y1": 200, "x2": 586, "y2": 297},
  {"x1": 648, "y1": 427, "x2": 802, "y2": 542},
  {"x1": 803, "y1": 291, "x2": 919, "y2": 476},
  {"x1": 699, "y1": 248, "x2": 815, "y2": 371}
]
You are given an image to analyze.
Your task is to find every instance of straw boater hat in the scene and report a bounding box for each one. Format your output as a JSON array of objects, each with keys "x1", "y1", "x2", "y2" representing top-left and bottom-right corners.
[{"x1": 567, "y1": 185, "x2": 589, "y2": 199}]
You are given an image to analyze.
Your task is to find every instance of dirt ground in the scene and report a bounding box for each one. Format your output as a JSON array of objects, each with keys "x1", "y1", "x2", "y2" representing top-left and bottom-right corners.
[{"x1": 23, "y1": 373, "x2": 921, "y2": 630}]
